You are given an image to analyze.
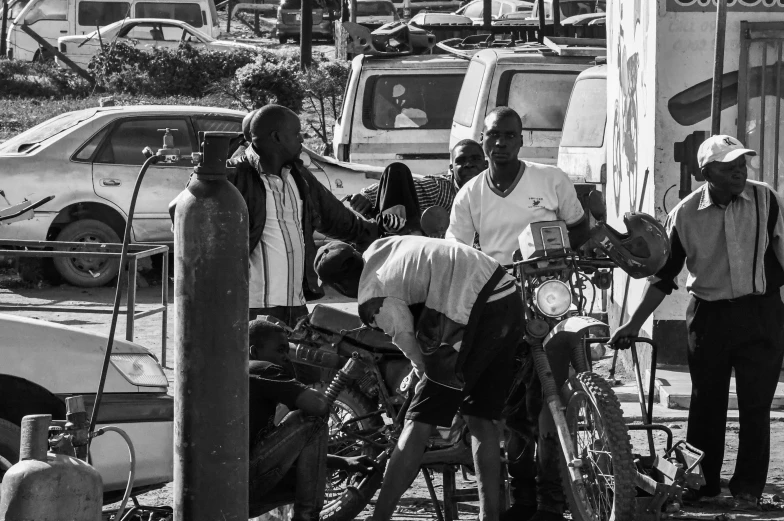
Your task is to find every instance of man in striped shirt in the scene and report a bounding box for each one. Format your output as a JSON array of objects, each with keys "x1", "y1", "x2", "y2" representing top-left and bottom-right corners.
[
  {"x1": 612, "y1": 135, "x2": 784, "y2": 509},
  {"x1": 346, "y1": 139, "x2": 487, "y2": 218}
]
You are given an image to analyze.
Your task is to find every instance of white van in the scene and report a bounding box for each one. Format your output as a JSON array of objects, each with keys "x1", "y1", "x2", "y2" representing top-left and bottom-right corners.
[
  {"x1": 5, "y1": 0, "x2": 221, "y2": 61},
  {"x1": 449, "y1": 47, "x2": 598, "y2": 165},
  {"x1": 333, "y1": 53, "x2": 469, "y2": 175},
  {"x1": 557, "y1": 63, "x2": 607, "y2": 186}
]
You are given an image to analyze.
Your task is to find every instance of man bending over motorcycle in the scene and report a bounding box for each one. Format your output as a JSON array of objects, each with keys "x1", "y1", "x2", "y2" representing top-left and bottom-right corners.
[
  {"x1": 314, "y1": 236, "x2": 522, "y2": 521},
  {"x1": 248, "y1": 319, "x2": 375, "y2": 519}
]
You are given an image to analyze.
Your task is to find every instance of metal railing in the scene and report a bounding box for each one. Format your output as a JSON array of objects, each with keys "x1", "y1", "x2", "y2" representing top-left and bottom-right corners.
[{"x1": 0, "y1": 240, "x2": 170, "y2": 368}]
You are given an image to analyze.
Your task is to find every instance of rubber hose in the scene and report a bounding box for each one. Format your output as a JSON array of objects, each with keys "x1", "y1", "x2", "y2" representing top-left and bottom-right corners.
[
  {"x1": 530, "y1": 343, "x2": 559, "y2": 399},
  {"x1": 94, "y1": 426, "x2": 136, "y2": 521},
  {"x1": 88, "y1": 153, "x2": 161, "y2": 439}
]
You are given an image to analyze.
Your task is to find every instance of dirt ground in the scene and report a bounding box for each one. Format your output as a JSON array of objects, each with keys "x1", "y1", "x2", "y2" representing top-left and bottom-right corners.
[{"x1": 2, "y1": 268, "x2": 784, "y2": 521}]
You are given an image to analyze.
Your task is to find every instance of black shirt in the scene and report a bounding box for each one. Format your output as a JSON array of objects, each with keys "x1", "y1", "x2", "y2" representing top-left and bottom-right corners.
[{"x1": 249, "y1": 360, "x2": 308, "y2": 446}]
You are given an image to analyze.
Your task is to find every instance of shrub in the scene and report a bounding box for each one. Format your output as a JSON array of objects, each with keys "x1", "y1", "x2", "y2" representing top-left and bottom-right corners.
[
  {"x1": 232, "y1": 52, "x2": 305, "y2": 112},
  {"x1": 91, "y1": 42, "x2": 257, "y2": 97},
  {"x1": 0, "y1": 58, "x2": 91, "y2": 98},
  {"x1": 299, "y1": 58, "x2": 350, "y2": 154}
]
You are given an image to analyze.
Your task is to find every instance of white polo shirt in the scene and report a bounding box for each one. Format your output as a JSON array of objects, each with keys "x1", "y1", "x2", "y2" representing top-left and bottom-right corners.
[
  {"x1": 248, "y1": 166, "x2": 306, "y2": 308},
  {"x1": 445, "y1": 161, "x2": 584, "y2": 265}
]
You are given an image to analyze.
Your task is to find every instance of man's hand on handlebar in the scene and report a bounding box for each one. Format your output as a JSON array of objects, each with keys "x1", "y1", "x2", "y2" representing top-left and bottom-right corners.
[
  {"x1": 347, "y1": 193, "x2": 374, "y2": 217},
  {"x1": 609, "y1": 322, "x2": 640, "y2": 350},
  {"x1": 327, "y1": 454, "x2": 380, "y2": 475}
]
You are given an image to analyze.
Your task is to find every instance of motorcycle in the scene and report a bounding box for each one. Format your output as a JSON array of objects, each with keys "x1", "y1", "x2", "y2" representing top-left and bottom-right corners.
[{"x1": 282, "y1": 195, "x2": 704, "y2": 521}]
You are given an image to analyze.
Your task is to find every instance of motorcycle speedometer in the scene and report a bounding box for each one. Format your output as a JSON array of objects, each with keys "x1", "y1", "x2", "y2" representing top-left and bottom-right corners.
[{"x1": 533, "y1": 280, "x2": 572, "y2": 318}]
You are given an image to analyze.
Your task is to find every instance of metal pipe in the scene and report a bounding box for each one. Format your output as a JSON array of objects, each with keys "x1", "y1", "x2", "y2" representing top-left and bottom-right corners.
[
  {"x1": 174, "y1": 132, "x2": 249, "y2": 521},
  {"x1": 630, "y1": 344, "x2": 655, "y2": 457},
  {"x1": 710, "y1": 0, "x2": 728, "y2": 135},
  {"x1": 776, "y1": 43, "x2": 782, "y2": 191},
  {"x1": 482, "y1": 0, "x2": 491, "y2": 32},
  {"x1": 552, "y1": 0, "x2": 559, "y2": 36},
  {"x1": 1, "y1": 0, "x2": 8, "y2": 57},
  {"x1": 760, "y1": 43, "x2": 768, "y2": 177}
]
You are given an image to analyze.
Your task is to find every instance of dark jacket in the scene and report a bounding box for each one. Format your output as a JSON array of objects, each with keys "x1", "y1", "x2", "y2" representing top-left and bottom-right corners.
[{"x1": 226, "y1": 149, "x2": 378, "y2": 301}]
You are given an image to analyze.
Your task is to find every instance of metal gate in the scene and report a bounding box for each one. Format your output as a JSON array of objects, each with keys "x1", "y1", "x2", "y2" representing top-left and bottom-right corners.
[{"x1": 737, "y1": 21, "x2": 784, "y2": 190}]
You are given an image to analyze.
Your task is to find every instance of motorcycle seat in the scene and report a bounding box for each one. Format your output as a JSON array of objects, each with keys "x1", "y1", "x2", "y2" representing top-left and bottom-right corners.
[{"x1": 309, "y1": 304, "x2": 399, "y2": 352}]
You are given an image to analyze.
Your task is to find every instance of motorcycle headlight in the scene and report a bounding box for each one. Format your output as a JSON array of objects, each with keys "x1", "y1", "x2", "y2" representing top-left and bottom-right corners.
[{"x1": 533, "y1": 280, "x2": 572, "y2": 318}]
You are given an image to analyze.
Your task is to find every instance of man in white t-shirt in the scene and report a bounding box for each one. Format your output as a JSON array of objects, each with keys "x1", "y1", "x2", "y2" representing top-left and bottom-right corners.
[{"x1": 445, "y1": 106, "x2": 590, "y2": 521}]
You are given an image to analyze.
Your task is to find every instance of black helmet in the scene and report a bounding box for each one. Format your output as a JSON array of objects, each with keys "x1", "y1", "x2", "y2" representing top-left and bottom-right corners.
[{"x1": 590, "y1": 213, "x2": 670, "y2": 279}]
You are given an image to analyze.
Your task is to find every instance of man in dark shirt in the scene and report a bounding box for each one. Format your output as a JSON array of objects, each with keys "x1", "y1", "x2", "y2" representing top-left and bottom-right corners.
[
  {"x1": 248, "y1": 319, "x2": 374, "y2": 519},
  {"x1": 612, "y1": 135, "x2": 784, "y2": 509}
]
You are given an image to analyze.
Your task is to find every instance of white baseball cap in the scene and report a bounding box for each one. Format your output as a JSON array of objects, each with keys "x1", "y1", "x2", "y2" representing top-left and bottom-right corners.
[{"x1": 697, "y1": 134, "x2": 756, "y2": 169}]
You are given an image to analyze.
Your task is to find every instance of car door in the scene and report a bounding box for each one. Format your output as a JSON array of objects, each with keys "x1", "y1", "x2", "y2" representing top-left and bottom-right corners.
[{"x1": 90, "y1": 116, "x2": 196, "y2": 242}]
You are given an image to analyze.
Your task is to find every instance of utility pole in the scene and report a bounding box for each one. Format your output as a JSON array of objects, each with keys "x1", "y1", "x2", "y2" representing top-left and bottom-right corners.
[
  {"x1": 537, "y1": 0, "x2": 545, "y2": 43},
  {"x1": 300, "y1": 0, "x2": 312, "y2": 69},
  {"x1": 710, "y1": 0, "x2": 728, "y2": 135},
  {"x1": 552, "y1": 0, "x2": 559, "y2": 37},
  {"x1": 482, "y1": 0, "x2": 491, "y2": 32},
  {"x1": 1, "y1": 0, "x2": 9, "y2": 57}
]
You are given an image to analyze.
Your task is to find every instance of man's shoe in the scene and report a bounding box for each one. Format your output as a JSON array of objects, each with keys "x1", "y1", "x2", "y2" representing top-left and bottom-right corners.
[
  {"x1": 732, "y1": 492, "x2": 761, "y2": 511},
  {"x1": 682, "y1": 487, "x2": 721, "y2": 503},
  {"x1": 500, "y1": 503, "x2": 537, "y2": 521},
  {"x1": 527, "y1": 510, "x2": 567, "y2": 521}
]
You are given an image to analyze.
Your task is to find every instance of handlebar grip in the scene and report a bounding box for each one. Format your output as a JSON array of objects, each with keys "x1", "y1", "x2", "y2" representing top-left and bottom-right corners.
[{"x1": 288, "y1": 345, "x2": 345, "y2": 369}]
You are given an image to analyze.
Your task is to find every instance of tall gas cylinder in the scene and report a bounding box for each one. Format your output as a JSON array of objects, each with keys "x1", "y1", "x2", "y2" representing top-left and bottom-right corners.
[
  {"x1": 173, "y1": 131, "x2": 249, "y2": 521},
  {"x1": 0, "y1": 414, "x2": 102, "y2": 521}
]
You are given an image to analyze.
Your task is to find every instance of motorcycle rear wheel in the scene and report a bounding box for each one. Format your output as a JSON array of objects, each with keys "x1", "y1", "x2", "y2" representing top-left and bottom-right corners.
[
  {"x1": 560, "y1": 372, "x2": 636, "y2": 521},
  {"x1": 311, "y1": 384, "x2": 385, "y2": 521}
]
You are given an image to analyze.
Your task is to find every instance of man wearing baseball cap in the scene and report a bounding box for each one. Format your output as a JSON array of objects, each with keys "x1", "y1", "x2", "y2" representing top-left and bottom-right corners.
[
  {"x1": 315, "y1": 236, "x2": 522, "y2": 521},
  {"x1": 612, "y1": 135, "x2": 784, "y2": 508}
]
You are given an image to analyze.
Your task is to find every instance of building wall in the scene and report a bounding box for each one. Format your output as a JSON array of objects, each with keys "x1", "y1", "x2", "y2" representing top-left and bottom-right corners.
[{"x1": 607, "y1": 0, "x2": 784, "y2": 369}]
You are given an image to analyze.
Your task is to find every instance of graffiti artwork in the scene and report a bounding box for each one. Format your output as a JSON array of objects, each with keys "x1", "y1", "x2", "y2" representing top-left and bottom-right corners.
[{"x1": 667, "y1": 0, "x2": 784, "y2": 11}]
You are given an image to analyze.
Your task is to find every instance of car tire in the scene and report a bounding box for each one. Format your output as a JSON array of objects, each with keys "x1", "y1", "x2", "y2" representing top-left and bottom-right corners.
[
  {"x1": 0, "y1": 418, "x2": 21, "y2": 484},
  {"x1": 278, "y1": 35, "x2": 287, "y2": 44},
  {"x1": 53, "y1": 219, "x2": 122, "y2": 288}
]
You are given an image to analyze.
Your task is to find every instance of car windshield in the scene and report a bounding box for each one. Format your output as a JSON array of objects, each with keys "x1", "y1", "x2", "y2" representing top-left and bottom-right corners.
[
  {"x1": 559, "y1": 0, "x2": 605, "y2": 17},
  {"x1": 356, "y1": 1, "x2": 395, "y2": 16},
  {"x1": 8, "y1": 0, "x2": 31, "y2": 20},
  {"x1": 0, "y1": 109, "x2": 98, "y2": 154}
]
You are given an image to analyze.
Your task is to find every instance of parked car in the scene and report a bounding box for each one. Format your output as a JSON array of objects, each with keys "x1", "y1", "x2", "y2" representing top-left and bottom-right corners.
[
  {"x1": 350, "y1": 0, "x2": 399, "y2": 28},
  {"x1": 449, "y1": 46, "x2": 600, "y2": 165},
  {"x1": 56, "y1": 19, "x2": 257, "y2": 68},
  {"x1": 557, "y1": 63, "x2": 607, "y2": 186},
  {"x1": 0, "y1": 313, "x2": 172, "y2": 500},
  {"x1": 333, "y1": 53, "x2": 469, "y2": 174},
  {"x1": 276, "y1": 0, "x2": 335, "y2": 44},
  {"x1": 393, "y1": 0, "x2": 462, "y2": 19},
  {"x1": 408, "y1": 11, "x2": 472, "y2": 25},
  {"x1": 0, "y1": 105, "x2": 382, "y2": 287},
  {"x1": 5, "y1": 0, "x2": 221, "y2": 62},
  {"x1": 454, "y1": 0, "x2": 532, "y2": 25}
]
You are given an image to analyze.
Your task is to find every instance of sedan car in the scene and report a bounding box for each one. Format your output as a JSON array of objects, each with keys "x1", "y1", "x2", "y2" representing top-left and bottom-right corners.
[
  {"x1": 0, "y1": 105, "x2": 383, "y2": 287},
  {"x1": 455, "y1": 0, "x2": 533, "y2": 24},
  {"x1": 0, "y1": 313, "x2": 172, "y2": 501},
  {"x1": 56, "y1": 18, "x2": 258, "y2": 69}
]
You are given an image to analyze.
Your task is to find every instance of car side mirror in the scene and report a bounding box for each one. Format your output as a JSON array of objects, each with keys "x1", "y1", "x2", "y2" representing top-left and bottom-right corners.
[{"x1": 587, "y1": 190, "x2": 606, "y2": 222}]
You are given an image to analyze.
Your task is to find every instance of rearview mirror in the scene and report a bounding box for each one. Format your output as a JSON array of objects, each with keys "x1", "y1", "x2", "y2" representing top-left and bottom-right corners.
[{"x1": 587, "y1": 190, "x2": 606, "y2": 221}]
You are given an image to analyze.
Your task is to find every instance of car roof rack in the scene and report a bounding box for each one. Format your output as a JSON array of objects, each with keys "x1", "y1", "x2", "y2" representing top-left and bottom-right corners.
[
  {"x1": 436, "y1": 34, "x2": 551, "y2": 59},
  {"x1": 343, "y1": 21, "x2": 436, "y2": 57},
  {"x1": 542, "y1": 37, "x2": 606, "y2": 57}
]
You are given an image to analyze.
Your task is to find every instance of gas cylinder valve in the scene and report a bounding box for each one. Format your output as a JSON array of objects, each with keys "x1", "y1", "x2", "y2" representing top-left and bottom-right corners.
[{"x1": 156, "y1": 128, "x2": 181, "y2": 163}]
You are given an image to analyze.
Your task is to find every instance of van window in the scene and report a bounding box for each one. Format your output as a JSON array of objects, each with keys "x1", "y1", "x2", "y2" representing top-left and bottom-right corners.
[
  {"x1": 135, "y1": 2, "x2": 203, "y2": 26},
  {"x1": 560, "y1": 77, "x2": 606, "y2": 148},
  {"x1": 498, "y1": 71, "x2": 577, "y2": 131},
  {"x1": 78, "y1": 2, "x2": 130, "y2": 27},
  {"x1": 24, "y1": 0, "x2": 66, "y2": 23},
  {"x1": 453, "y1": 60, "x2": 485, "y2": 127},
  {"x1": 364, "y1": 74, "x2": 464, "y2": 130}
]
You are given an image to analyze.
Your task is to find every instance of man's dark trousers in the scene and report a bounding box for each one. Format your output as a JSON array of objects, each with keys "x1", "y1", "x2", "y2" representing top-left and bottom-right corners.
[{"x1": 686, "y1": 291, "x2": 784, "y2": 498}]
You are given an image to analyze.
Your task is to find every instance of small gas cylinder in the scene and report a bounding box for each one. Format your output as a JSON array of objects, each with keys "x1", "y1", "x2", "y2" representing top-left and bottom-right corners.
[{"x1": 0, "y1": 414, "x2": 102, "y2": 521}]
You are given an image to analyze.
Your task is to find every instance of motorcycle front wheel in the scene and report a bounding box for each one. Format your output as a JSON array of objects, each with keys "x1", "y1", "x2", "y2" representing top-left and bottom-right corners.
[
  {"x1": 311, "y1": 384, "x2": 385, "y2": 521},
  {"x1": 559, "y1": 372, "x2": 637, "y2": 521}
]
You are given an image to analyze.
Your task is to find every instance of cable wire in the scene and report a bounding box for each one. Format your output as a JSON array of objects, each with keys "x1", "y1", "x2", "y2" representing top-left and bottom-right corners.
[{"x1": 93, "y1": 426, "x2": 136, "y2": 521}]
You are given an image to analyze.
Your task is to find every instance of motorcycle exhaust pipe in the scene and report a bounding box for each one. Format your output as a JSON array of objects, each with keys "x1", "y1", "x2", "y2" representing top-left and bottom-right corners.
[{"x1": 288, "y1": 344, "x2": 347, "y2": 369}]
